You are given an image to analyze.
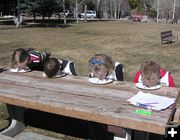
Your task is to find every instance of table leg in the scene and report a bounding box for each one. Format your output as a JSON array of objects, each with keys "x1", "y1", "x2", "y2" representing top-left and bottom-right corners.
[
  {"x1": 133, "y1": 130, "x2": 149, "y2": 140},
  {"x1": 0, "y1": 104, "x2": 25, "y2": 136},
  {"x1": 113, "y1": 129, "x2": 132, "y2": 140},
  {"x1": 108, "y1": 125, "x2": 132, "y2": 140}
]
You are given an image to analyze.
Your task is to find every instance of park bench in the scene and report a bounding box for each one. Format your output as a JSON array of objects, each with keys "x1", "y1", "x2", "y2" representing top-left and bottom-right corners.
[
  {"x1": 0, "y1": 134, "x2": 16, "y2": 140},
  {"x1": 0, "y1": 70, "x2": 179, "y2": 140},
  {"x1": 160, "y1": 30, "x2": 178, "y2": 45}
]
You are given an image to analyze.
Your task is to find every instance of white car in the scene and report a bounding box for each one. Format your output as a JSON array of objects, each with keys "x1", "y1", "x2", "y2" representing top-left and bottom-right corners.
[
  {"x1": 80, "y1": 10, "x2": 96, "y2": 18},
  {"x1": 141, "y1": 15, "x2": 148, "y2": 22},
  {"x1": 3, "y1": 15, "x2": 15, "y2": 19}
]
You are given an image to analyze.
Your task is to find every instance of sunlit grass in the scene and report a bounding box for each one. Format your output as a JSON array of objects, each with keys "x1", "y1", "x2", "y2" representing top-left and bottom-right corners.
[{"x1": 0, "y1": 20, "x2": 180, "y2": 139}]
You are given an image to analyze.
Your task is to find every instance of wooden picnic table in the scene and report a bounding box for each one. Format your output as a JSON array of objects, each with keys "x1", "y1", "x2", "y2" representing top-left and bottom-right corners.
[{"x1": 0, "y1": 71, "x2": 179, "y2": 139}]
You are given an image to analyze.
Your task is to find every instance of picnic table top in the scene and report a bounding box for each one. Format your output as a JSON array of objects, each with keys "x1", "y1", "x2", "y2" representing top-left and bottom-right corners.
[{"x1": 0, "y1": 70, "x2": 179, "y2": 135}]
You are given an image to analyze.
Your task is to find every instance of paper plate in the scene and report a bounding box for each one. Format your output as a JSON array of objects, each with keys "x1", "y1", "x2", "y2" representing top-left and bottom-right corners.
[
  {"x1": 10, "y1": 68, "x2": 31, "y2": 73},
  {"x1": 88, "y1": 77, "x2": 113, "y2": 85},
  {"x1": 54, "y1": 73, "x2": 66, "y2": 78},
  {"x1": 43, "y1": 72, "x2": 66, "y2": 78},
  {"x1": 135, "y1": 83, "x2": 161, "y2": 90}
]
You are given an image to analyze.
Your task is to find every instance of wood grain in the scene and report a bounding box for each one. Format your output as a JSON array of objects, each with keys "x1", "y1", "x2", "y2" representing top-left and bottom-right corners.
[{"x1": 0, "y1": 71, "x2": 179, "y2": 135}]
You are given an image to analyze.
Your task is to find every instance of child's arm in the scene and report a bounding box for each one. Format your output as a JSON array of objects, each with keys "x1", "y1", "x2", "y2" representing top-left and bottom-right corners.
[{"x1": 69, "y1": 62, "x2": 78, "y2": 76}]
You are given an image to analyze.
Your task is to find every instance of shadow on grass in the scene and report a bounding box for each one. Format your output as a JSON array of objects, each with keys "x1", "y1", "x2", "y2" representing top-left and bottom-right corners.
[{"x1": 0, "y1": 19, "x2": 75, "y2": 29}]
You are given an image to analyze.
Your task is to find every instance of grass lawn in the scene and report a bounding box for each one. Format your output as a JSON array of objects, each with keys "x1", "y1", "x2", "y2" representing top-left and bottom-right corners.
[
  {"x1": 0, "y1": 20, "x2": 180, "y2": 86},
  {"x1": 0, "y1": 19, "x2": 180, "y2": 139}
]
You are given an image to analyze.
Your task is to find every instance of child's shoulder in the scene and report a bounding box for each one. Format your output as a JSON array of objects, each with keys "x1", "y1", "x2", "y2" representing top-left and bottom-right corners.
[
  {"x1": 160, "y1": 68, "x2": 167, "y2": 74},
  {"x1": 114, "y1": 61, "x2": 123, "y2": 67},
  {"x1": 29, "y1": 50, "x2": 40, "y2": 54}
]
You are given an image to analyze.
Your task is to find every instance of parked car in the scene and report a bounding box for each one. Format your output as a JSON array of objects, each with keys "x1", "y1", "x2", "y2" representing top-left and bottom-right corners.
[
  {"x1": 3, "y1": 15, "x2": 15, "y2": 19},
  {"x1": 60, "y1": 10, "x2": 73, "y2": 18},
  {"x1": 80, "y1": 10, "x2": 96, "y2": 18}
]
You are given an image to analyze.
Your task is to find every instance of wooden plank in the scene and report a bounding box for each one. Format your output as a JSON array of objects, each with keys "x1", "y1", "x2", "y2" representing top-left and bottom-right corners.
[
  {"x1": 161, "y1": 30, "x2": 173, "y2": 44},
  {"x1": 176, "y1": 91, "x2": 180, "y2": 109},
  {"x1": 172, "y1": 92, "x2": 180, "y2": 124},
  {"x1": 173, "y1": 108, "x2": 180, "y2": 124},
  {"x1": 160, "y1": 30, "x2": 178, "y2": 45},
  {"x1": 0, "y1": 134, "x2": 16, "y2": 140},
  {"x1": 161, "y1": 31, "x2": 172, "y2": 36},
  {"x1": 1, "y1": 71, "x2": 178, "y2": 97},
  {"x1": 0, "y1": 71, "x2": 179, "y2": 135},
  {"x1": 14, "y1": 132, "x2": 62, "y2": 140}
]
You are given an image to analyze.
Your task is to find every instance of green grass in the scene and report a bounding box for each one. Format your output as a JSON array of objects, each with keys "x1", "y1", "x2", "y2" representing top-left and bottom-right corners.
[
  {"x1": 0, "y1": 20, "x2": 180, "y2": 139},
  {"x1": 0, "y1": 103, "x2": 9, "y2": 130}
]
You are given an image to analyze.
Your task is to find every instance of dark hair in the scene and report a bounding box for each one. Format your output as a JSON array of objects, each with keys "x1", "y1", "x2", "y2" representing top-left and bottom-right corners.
[
  {"x1": 11, "y1": 48, "x2": 29, "y2": 68},
  {"x1": 43, "y1": 58, "x2": 60, "y2": 78}
]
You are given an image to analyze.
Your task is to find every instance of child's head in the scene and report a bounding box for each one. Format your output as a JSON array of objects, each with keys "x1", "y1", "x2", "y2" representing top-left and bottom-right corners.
[
  {"x1": 140, "y1": 61, "x2": 160, "y2": 87},
  {"x1": 43, "y1": 58, "x2": 60, "y2": 78},
  {"x1": 88, "y1": 53, "x2": 114, "y2": 80},
  {"x1": 11, "y1": 48, "x2": 30, "y2": 69}
]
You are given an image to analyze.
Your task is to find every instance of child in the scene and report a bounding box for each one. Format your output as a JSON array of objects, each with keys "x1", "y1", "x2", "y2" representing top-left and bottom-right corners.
[
  {"x1": 88, "y1": 53, "x2": 124, "y2": 81},
  {"x1": 133, "y1": 61, "x2": 175, "y2": 87},
  {"x1": 11, "y1": 48, "x2": 50, "y2": 71},
  {"x1": 43, "y1": 57, "x2": 77, "y2": 78}
]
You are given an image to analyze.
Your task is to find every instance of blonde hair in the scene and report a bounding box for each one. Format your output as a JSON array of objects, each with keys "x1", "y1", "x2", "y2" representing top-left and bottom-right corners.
[
  {"x1": 88, "y1": 53, "x2": 114, "y2": 79},
  {"x1": 140, "y1": 61, "x2": 160, "y2": 87}
]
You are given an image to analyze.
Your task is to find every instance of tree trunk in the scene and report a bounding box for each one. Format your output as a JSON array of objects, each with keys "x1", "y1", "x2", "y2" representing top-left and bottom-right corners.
[
  {"x1": 105, "y1": 0, "x2": 108, "y2": 19},
  {"x1": 63, "y1": 0, "x2": 66, "y2": 25},
  {"x1": 33, "y1": 13, "x2": 36, "y2": 22},
  {"x1": 156, "y1": 0, "x2": 159, "y2": 23},
  {"x1": 114, "y1": 0, "x2": 117, "y2": 20},
  {"x1": 75, "y1": 0, "x2": 80, "y2": 23},
  {"x1": 117, "y1": 0, "x2": 121, "y2": 19},
  {"x1": 173, "y1": 0, "x2": 176, "y2": 20},
  {"x1": 84, "y1": 4, "x2": 87, "y2": 22},
  {"x1": 16, "y1": 0, "x2": 20, "y2": 28},
  {"x1": 110, "y1": 0, "x2": 113, "y2": 19}
]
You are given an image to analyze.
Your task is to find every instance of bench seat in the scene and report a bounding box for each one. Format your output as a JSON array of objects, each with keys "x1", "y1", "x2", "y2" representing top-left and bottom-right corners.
[
  {"x1": 0, "y1": 71, "x2": 180, "y2": 140},
  {"x1": 14, "y1": 132, "x2": 62, "y2": 140},
  {"x1": 0, "y1": 134, "x2": 16, "y2": 140},
  {"x1": 161, "y1": 30, "x2": 178, "y2": 45}
]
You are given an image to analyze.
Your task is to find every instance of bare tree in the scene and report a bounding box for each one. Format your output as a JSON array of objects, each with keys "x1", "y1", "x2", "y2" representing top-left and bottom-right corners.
[
  {"x1": 75, "y1": 0, "x2": 85, "y2": 23},
  {"x1": 84, "y1": 0, "x2": 87, "y2": 21},
  {"x1": 114, "y1": 0, "x2": 117, "y2": 19},
  {"x1": 63, "y1": 0, "x2": 67, "y2": 25},
  {"x1": 172, "y1": 0, "x2": 177, "y2": 20}
]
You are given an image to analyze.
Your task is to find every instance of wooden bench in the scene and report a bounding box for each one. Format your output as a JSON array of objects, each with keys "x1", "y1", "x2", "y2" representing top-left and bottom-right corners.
[
  {"x1": 0, "y1": 134, "x2": 16, "y2": 140},
  {"x1": 0, "y1": 132, "x2": 62, "y2": 140},
  {"x1": 0, "y1": 71, "x2": 179, "y2": 140},
  {"x1": 160, "y1": 30, "x2": 178, "y2": 45}
]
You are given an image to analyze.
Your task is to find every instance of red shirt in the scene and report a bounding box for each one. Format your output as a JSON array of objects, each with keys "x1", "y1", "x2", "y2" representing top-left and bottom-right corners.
[{"x1": 133, "y1": 68, "x2": 175, "y2": 87}]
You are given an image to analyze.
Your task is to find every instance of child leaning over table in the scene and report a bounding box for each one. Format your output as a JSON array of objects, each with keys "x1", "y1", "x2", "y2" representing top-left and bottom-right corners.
[
  {"x1": 88, "y1": 53, "x2": 124, "y2": 81},
  {"x1": 133, "y1": 61, "x2": 175, "y2": 87},
  {"x1": 11, "y1": 48, "x2": 50, "y2": 71},
  {"x1": 43, "y1": 57, "x2": 77, "y2": 78}
]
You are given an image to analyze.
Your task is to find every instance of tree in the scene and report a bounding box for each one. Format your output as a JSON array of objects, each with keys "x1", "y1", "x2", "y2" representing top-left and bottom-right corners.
[
  {"x1": 22, "y1": 0, "x2": 40, "y2": 22},
  {"x1": 0, "y1": 0, "x2": 17, "y2": 16},
  {"x1": 21, "y1": 0, "x2": 63, "y2": 22},
  {"x1": 73, "y1": 0, "x2": 86, "y2": 23},
  {"x1": 172, "y1": 0, "x2": 177, "y2": 20}
]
